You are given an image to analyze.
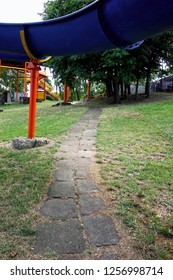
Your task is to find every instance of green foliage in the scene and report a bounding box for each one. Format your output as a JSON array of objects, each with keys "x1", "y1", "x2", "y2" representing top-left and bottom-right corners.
[
  {"x1": 42, "y1": 1, "x2": 173, "y2": 102},
  {"x1": 41, "y1": 0, "x2": 94, "y2": 100},
  {"x1": 41, "y1": 0, "x2": 93, "y2": 19},
  {"x1": 131, "y1": 31, "x2": 173, "y2": 78},
  {"x1": 0, "y1": 69, "x2": 24, "y2": 94}
]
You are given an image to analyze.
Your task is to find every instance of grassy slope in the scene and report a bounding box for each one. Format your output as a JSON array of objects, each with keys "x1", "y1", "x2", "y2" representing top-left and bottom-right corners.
[{"x1": 96, "y1": 99, "x2": 173, "y2": 259}]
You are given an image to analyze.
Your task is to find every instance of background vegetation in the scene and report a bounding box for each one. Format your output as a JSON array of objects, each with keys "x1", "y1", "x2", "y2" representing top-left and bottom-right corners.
[{"x1": 41, "y1": 0, "x2": 173, "y2": 102}]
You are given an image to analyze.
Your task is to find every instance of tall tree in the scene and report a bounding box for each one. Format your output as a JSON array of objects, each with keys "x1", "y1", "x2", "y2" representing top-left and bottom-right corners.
[
  {"x1": 42, "y1": 1, "x2": 173, "y2": 102},
  {"x1": 131, "y1": 31, "x2": 173, "y2": 98},
  {"x1": 0, "y1": 69, "x2": 24, "y2": 96},
  {"x1": 41, "y1": 0, "x2": 93, "y2": 19},
  {"x1": 41, "y1": 0, "x2": 94, "y2": 100}
]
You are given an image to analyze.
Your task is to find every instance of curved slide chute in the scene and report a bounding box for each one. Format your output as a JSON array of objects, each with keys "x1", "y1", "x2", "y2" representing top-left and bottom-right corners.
[{"x1": 1, "y1": 0, "x2": 173, "y2": 62}]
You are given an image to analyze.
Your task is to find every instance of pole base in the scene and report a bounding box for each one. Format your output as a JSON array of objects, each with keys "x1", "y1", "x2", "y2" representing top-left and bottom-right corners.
[{"x1": 12, "y1": 137, "x2": 50, "y2": 150}]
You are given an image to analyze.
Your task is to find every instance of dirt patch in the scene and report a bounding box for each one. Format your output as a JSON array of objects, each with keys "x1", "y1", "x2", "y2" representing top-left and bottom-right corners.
[{"x1": 120, "y1": 112, "x2": 143, "y2": 118}]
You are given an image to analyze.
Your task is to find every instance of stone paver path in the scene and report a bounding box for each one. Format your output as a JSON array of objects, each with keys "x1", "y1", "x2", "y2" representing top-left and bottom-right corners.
[{"x1": 34, "y1": 108, "x2": 120, "y2": 259}]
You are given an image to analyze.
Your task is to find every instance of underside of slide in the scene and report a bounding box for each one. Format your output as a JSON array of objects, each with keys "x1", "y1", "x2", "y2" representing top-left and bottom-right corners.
[{"x1": 1, "y1": 0, "x2": 173, "y2": 62}]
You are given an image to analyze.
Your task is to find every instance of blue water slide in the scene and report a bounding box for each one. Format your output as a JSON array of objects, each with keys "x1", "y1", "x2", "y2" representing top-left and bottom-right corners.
[{"x1": 0, "y1": 0, "x2": 173, "y2": 62}]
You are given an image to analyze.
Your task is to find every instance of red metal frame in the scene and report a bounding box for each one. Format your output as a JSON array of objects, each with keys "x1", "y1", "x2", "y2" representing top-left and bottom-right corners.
[
  {"x1": 87, "y1": 79, "x2": 91, "y2": 99},
  {"x1": 27, "y1": 61, "x2": 41, "y2": 139},
  {"x1": 16, "y1": 70, "x2": 19, "y2": 101},
  {"x1": 64, "y1": 82, "x2": 67, "y2": 103},
  {"x1": 0, "y1": 59, "x2": 43, "y2": 139},
  {"x1": 24, "y1": 62, "x2": 27, "y2": 97}
]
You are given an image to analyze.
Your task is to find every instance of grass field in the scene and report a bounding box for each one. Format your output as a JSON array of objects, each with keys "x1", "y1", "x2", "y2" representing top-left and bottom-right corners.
[
  {"x1": 0, "y1": 101, "x2": 87, "y2": 259},
  {"x1": 0, "y1": 95, "x2": 173, "y2": 259},
  {"x1": 96, "y1": 97, "x2": 173, "y2": 259}
]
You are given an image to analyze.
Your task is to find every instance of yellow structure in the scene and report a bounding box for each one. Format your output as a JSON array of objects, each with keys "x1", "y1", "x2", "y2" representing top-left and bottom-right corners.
[{"x1": 37, "y1": 90, "x2": 46, "y2": 101}]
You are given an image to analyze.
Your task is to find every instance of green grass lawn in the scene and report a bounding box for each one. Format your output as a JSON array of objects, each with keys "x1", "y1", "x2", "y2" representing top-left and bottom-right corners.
[
  {"x1": 0, "y1": 96, "x2": 173, "y2": 259},
  {"x1": 0, "y1": 101, "x2": 87, "y2": 259},
  {"x1": 96, "y1": 97, "x2": 173, "y2": 259}
]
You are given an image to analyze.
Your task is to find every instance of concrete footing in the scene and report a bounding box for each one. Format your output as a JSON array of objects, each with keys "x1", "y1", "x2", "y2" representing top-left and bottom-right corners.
[{"x1": 12, "y1": 137, "x2": 49, "y2": 150}]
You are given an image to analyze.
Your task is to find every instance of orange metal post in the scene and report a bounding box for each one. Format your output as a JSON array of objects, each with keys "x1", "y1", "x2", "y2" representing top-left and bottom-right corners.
[
  {"x1": 24, "y1": 62, "x2": 27, "y2": 97},
  {"x1": 87, "y1": 79, "x2": 91, "y2": 99},
  {"x1": 27, "y1": 61, "x2": 41, "y2": 139},
  {"x1": 16, "y1": 70, "x2": 19, "y2": 101},
  {"x1": 67, "y1": 86, "x2": 71, "y2": 101},
  {"x1": 41, "y1": 76, "x2": 46, "y2": 101},
  {"x1": 64, "y1": 82, "x2": 67, "y2": 103},
  {"x1": 44, "y1": 77, "x2": 46, "y2": 95}
]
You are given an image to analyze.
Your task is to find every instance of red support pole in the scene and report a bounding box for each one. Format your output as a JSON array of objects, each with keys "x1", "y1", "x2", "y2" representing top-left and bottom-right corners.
[
  {"x1": 44, "y1": 77, "x2": 46, "y2": 94},
  {"x1": 27, "y1": 61, "x2": 40, "y2": 139},
  {"x1": 16, "y1": 70, "x2": 19, "y2": 101},
  {"x1": 64, "y1": 82, "x2": 67, "y2": 103},
  {"x1": 24, "y1": 62, "x2": 27, "y2": 97},
  {"x1": 67, "y1": 86, "x2": 71, "y2": 101},
  {"x1": 87, "y1": 79, "x2": 91, "y2": 99}
]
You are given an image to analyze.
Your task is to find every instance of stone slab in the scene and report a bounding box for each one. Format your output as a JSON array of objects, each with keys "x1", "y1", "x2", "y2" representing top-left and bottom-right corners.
[
  {"x1": 83, "y1": 130, "x2": 96, "y2": 137},
  {"x1": 77, "y1": 179, "x2": 99, "y2": 193},
  {"x1": 79, "y1": 139, "x2": 95, "y2": 146},
  {"x1": 54, "y1": 169, "x2": 74, "y2": 181},
  {"x1": 62, "y1": 140, "x2": 79, "y2": 147},
  {"x1": 40, "y1": 198, "x2": 78, "y2": 219},
  {"x1": 65, "y1": 132, "x2": 82, "y2": 139},
  {"x1": 69, "y1": 126, "x2": 86, "y2": 133},
  {"x1": 59, "y1": 145, "x2": 79, "y2": 152},
  {"x1": 76, "y1": 158, "x2": 92, "y2": 167},
  {"x1": 87, "y1": 123, "x2": 99, "y2": 130},
  {"x1": 56, "y1": 151, "x2": 79, "y2": 160},
  {"x1": 54, "y1": 151, "x2": 67, "y2": 159},
  {"x1": 78, "y1": 150, "x2": 95, "y2": 158},
  {"x1": 76, "y1": 167, "x2": 91, "y2": 179},
  {"x1": 55, "y1": 159, "x2": 76, "y2": 169},
  {"x1": 83, "y1": 215, "x2": 119, "y2": 246},
  {"x1": 48, "y1": 181, "x2": 75, "y2": 198},
  {"x1": 79, "y1": 195, "x2": 107, "y2": 215},
  {"x1": 79, "y1": 144, "x2": 95, "y2": 151},
  {"x1": 34, "y1": 220, "x2": 86, "y2": 254}
]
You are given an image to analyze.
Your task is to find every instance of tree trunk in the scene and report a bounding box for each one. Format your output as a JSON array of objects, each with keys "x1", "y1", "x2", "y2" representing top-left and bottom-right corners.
[
  {"x1": 135, "y1": 78, "x2": 139, "y2": 100},
  {"x1": 112, "y1": 79, "x2": 120, "y2": 104},
  {"x1": 145, "y1": 68, "x2": 151, "y2": 98},
  {"x1": 76, "y1": 88, "x2": 80, "y2": 100},
  {"x1": 124, "y1": 84, "x2": 128, "y2": 98},
  {"x1": 105, "y1": 79, "x2": 112, "y2": 97},
  {"x1": 127, "y1": 83, "x2": 131, "y2": 95},
  {"x1": 120, "y1": 82, "x2": 124, "y2": 99}
]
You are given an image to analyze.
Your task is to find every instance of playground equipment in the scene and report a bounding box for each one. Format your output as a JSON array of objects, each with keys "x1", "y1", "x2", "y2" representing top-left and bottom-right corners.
[
  {"x1": 0, "y1": 60, "x2": 29, "y2": 101},
  {"x1": 0, "y1": 60, "x2": 58, "y2": 102},
  {"x1": 27, "y1": 71, "x2": 59, "y2": 101},
  {"x1": 0, "y1": 0, "x2": 173, "y2": 137},
  {"x1": 1, "y1": 0, "x2": 173, "y2": 62},
  {"x1": 38, "y1": 74, "x2": 59, "y2": 101}
]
